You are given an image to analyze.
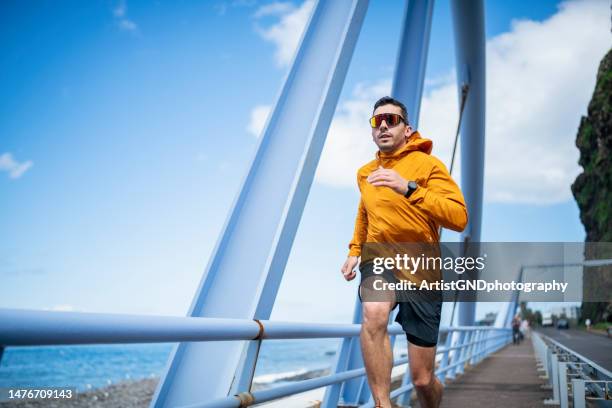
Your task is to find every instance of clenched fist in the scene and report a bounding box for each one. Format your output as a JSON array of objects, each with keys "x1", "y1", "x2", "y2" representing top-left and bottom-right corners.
[
  {"x1": 367, "y1": 166, "x2": 408, "y2": 195},
  {"x1": 341, "y1": 256, "x2": 359, "y2": 281}
]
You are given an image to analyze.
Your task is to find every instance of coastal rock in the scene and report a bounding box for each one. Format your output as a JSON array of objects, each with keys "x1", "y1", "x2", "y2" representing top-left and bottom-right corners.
[
  {"x1": 0, "y1": 379, "x2": 158, "y2": 408},
  {"x1": 571, "y1": 48, "x2": 612, "y2": 323}
]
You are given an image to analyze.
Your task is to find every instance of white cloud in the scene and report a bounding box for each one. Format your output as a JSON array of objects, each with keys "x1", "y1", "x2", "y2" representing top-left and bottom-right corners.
[
  {"x1": 311, "y1": 77, "x2": 462, "y2": 189},
  {"x1": 246, "y1": 104, "x2": 272, "y2": 137},
  {"x1": 253, "y1": 2, "x2": 296, "y2": 18},
  {"x1": 311, "y1": 0, "x2": 610, "y2": 204},
  {"x1": 477, "y1": 0, "x2": 609, "y2": 203},
  {"x1": 314, "y1": 80, "x2": 393, "y2": 188},
  {"x1": 45, "y1": 304, "x2": 77, "y2": 312},
  {"x1": 0, "y1": 152, "x2": 33, "y2": 179},
  {"x1": 113, "y1": 0, "x2": 138, "y2": 33},
  {"x1": 253, "y1": 0, "x2": 315, "y2": 67}
]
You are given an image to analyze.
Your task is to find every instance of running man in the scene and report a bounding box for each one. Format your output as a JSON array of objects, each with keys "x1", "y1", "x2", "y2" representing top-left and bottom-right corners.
[{"x1": 341, "y1": 96, "x2": 468, "y2": 408}]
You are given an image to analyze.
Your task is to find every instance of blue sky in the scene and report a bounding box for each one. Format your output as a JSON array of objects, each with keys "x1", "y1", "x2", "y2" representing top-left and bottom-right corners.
[{"x1": 1, "y1": 0, "x2": 609, "y2": 322}]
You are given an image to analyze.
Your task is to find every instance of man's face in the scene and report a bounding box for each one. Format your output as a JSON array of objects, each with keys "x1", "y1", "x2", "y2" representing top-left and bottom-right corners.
[{"x1": 371, "y1": 104, "x2": 412, "y2": 153}]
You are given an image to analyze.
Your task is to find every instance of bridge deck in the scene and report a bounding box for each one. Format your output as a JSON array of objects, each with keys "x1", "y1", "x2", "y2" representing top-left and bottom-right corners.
[
  {"x1": 259, "y1": 336, "x2": 549, "y2": 407},
  {"x1": 437, "y1": 336, "x2": 548, "y2": 408}
]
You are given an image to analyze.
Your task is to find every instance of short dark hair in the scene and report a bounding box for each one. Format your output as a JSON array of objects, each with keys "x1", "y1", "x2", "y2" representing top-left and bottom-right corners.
[{"x1": 373, "y1": 96, "x2": 408, "y2": 122}]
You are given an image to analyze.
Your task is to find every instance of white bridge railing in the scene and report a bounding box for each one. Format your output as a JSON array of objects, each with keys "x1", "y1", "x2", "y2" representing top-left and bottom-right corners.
[
  {"x1": 0, "y1": 308, "x2": 512, "y2": 407},
  {"x1": 533, "y1": 332, "x2": 612, "y2": 408}
]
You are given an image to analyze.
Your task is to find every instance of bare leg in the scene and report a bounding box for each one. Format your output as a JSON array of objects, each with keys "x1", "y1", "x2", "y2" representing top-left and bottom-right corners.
[
  {"x1": 408, "y1": 342, "x2": 443, "y2": 408},
  {"x1": 361, "y1": 301, "x2": 395, "y2": 408}
]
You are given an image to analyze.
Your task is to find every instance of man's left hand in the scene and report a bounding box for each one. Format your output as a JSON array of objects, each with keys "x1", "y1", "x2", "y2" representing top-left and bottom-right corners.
[{"x1": 367, "y1": 166, "x2": 408, "y2": 195}]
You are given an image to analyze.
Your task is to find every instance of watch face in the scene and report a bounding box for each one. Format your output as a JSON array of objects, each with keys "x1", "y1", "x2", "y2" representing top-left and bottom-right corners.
[{"x1": 409, "y1": 181, "x2": 418, "y2": 190}]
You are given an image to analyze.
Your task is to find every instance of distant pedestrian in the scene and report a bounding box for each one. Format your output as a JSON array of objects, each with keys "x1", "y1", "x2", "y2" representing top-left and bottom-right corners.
[
  {"x1": 512, "y1": 316, "x2": 521, "y2": 345},
  {"x1": 585, "y1": 318, "x2": 591, "y2": 331}
]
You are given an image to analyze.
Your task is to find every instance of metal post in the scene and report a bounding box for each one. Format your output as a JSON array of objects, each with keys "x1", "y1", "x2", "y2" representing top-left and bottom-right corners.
[
  {"x1": 542, "y1": 337, "x2": 550, "y2": 376},
  {"x1": 478, "y1": 330, "x2": 486, "y2": 362},
  {"x1": 478, "y1": 330, "x2": 488, "y2": 362},
  {"x1": 438, "y1": 331, "x2": 453, "y2": 384},
  {"x1": 456, "y1": 331, "x2": 471, "y2": 375},
  {"x1": 571, "y1": 379, "x2": 586, "y2": 408},
  {"x1": 452, "y1": 331, "x2": 466, "y2": 377},
  {"x1": 396, "y1": 362, "x2": 413, "y2": 407},
  {"x1": 534, "y1": 334, "x2": 549, "y2": 379},
  {"x1": 322, "y1": 298, "x2": 368, "y2": 407},
  {"x1": 473, "y1": 330, "x2": 482, "y2": 363},
  {"x1": 150, "y1": 1, "x2": 370, "y2": 405},
  {"x1": 446, "y1": 330, "x2": 458, "y2": 380},
  {"x1": 545, "y1": 347, "x2": 554, "y2": 389},
  {"x1": 476, "y1": 330, "x2": 484, "y2": 362},
  {"x1": 558, "y1": 362, "x2": 569, "y2": 408},
  {"x1": 544, "y1": 353, "x2": 560, "y2": 405},
  {"x1": 469, "y1": 330, "x2": 480, "y2": 365},
  {"x1": 501, "y1": 267, "x2": 523, "y2": 330},
  {"x1": 451, "y1": 0, "x2": 486, "y2": 328},
  {"x1": 391, "y1": 0, "x2": 434, "y2": 127}
]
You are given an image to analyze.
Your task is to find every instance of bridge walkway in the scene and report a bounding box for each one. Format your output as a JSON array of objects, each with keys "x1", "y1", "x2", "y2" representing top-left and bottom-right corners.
[{"x1": 436, "y1": 335, "x2": 547, "y2": 408}]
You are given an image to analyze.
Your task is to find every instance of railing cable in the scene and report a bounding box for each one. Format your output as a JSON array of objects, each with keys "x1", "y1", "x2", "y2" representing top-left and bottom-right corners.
[{"x1": 439, "y1": 82, "x2": 470, "y2": 241}]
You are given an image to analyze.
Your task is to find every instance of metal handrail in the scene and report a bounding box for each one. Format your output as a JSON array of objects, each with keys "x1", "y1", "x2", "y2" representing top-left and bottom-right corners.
[
  {"x1": 533, "y1": 332, "x2": 611, "y2": 408},
  {"x1": 183, "y1": 329, "x2": 509, "y2": 408},
  {"x1": 542, "y1": 333, "x2": 612, "y2": 379},
  {"x1": 0, "y1": 308, "x2": 506, "y2": 345},
  {"x1": 187, "y1": 358, "x2": 410, "y2": 408},
  {"x1": 0, "y1": 308, "x2": 512, "y2": 407}
]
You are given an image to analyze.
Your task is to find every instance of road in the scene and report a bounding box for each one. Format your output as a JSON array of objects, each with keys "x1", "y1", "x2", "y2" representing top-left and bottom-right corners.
[{"x1": 537, "y1": 327, "x2": 612, "y2": 371}]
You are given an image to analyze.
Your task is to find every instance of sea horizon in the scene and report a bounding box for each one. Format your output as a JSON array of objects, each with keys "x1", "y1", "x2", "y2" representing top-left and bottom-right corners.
[{"x1": 0, "y1": 337, "x2": 410, "y2": 395}]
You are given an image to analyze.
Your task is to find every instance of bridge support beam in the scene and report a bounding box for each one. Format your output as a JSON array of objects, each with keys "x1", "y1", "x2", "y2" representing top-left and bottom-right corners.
[
  {"x1": 325, "y1": 1, "x2": 434, "y2": 406},
  {"x1": 150, "y1": 1, "x2": 370, "y2": 406},
  {"x1": 451, "y1": 0, "x2": 486, "y2": 327},
  {"x1": 392, "y1": 0, "x2": 435, "y2": 127}
]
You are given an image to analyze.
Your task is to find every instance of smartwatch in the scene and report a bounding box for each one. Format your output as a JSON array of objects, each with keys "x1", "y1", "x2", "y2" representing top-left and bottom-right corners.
[{"x1": 404, "y1": 180, "x2": 418, "y2": 198}]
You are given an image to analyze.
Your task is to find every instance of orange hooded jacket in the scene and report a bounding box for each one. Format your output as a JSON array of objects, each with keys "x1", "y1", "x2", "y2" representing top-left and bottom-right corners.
[{"x1": 348, "y1": 131, "x2": 468, "y2": 257}]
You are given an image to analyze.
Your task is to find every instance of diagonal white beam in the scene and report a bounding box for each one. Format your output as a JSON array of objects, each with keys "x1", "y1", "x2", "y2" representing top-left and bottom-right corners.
[{"x1": 151, "y1": 0, "x2": 370, "y2": 406}]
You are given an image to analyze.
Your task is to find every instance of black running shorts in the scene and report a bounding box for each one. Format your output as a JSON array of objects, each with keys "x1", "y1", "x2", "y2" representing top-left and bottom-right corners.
[{"x1": 358, "y1": 261, "x2": 442, "y2": 347}]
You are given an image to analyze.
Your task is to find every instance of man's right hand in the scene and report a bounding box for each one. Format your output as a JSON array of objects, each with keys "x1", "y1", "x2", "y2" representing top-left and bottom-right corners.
[{"x1": 341, "y1": 256, "x2": 359, "y2": 281}]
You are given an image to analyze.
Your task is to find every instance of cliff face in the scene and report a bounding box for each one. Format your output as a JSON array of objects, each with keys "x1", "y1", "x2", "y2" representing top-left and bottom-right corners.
[
  {"x1": 571, "y1": 48, "x2": 612, "y2": 323},
  {"x1": 572, "y1": 49, "x2": 612, "y2": 242}
]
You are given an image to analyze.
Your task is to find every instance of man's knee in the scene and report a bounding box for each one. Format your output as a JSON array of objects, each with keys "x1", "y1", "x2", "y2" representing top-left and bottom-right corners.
[
  {"x1": 362, "y1": 303, "x2": 392, "y2": 333},
  {"x1": 411, "y1": 368, "x2": 435, "y2": 390}
]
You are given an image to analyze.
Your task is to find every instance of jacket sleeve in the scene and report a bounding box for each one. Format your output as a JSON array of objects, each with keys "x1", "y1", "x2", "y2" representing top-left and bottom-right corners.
[
  {"x1": 348, "y1": 198, "x2": 368, "y2": 257},
  {"x1": 407, "y1": 161, "x2": 468, "y2": 232}
]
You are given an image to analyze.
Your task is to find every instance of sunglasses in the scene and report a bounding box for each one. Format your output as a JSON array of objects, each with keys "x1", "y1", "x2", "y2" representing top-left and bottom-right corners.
[{"x1": 369, "y1": 113, "x2": 406, "y2": 128}]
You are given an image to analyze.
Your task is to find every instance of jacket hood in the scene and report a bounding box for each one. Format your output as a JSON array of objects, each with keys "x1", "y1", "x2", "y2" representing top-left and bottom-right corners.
[{"x1": 376, "y1": 131, "x2": 433, "y2": 164}]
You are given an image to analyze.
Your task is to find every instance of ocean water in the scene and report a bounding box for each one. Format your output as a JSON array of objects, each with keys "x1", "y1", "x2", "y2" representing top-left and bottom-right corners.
[{"x1": 0, "y1": 337, "x2": 409, "y2": 392}]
